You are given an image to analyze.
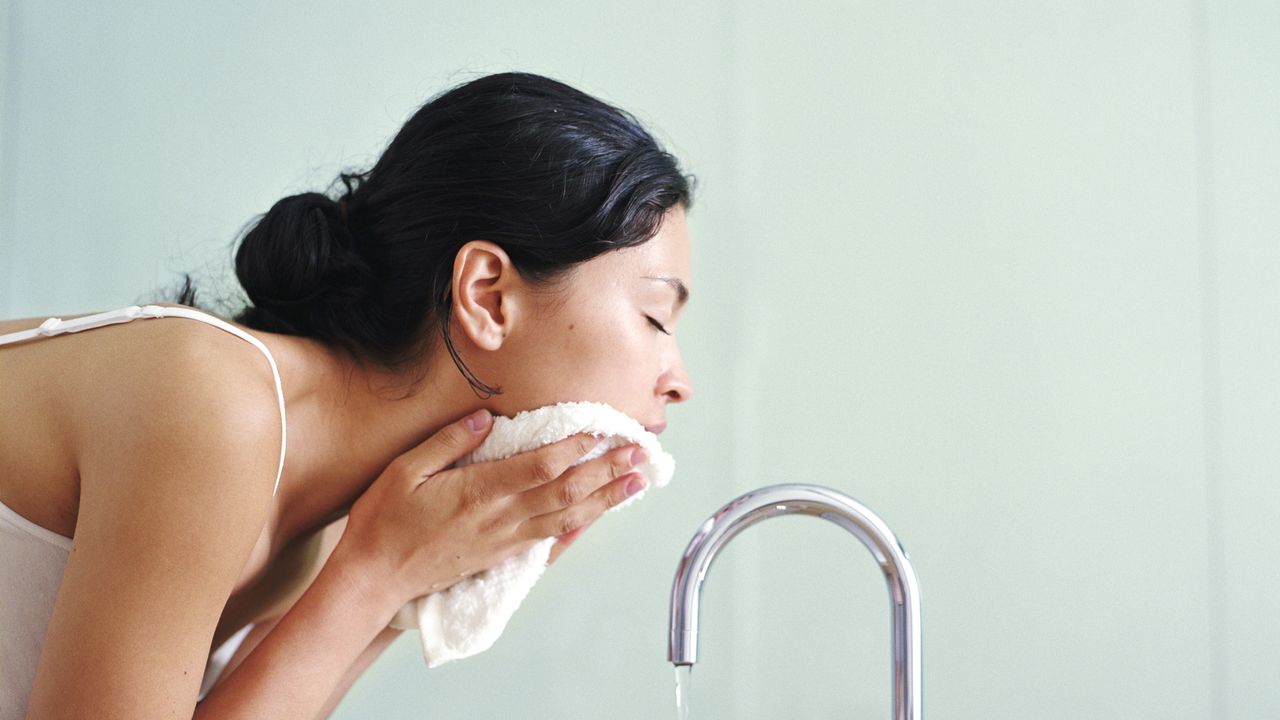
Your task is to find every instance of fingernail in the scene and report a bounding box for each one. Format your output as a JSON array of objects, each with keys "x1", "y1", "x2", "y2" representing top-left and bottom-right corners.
[
  {"x1": 630, "y1": 447, "x2": 648, "y2": 466},
  {"x1": 624, "y1": 474, "x2": 647, "y2": 497},
  {"x1": 464, "y1": 409, "x2": 490, "y2": 431}
]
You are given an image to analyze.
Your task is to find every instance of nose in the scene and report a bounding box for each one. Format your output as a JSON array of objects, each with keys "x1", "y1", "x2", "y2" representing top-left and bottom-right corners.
[{"x1": 659, "y1": 349, "x2": 693, "y2": 404}]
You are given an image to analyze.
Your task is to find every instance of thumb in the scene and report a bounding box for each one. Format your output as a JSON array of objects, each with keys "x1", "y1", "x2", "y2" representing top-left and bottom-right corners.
[{"x1": 394, "y1": 409, "x2": 493, "y2": 487}]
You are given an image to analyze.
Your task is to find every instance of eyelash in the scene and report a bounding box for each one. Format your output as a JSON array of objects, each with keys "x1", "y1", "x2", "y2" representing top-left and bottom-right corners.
[{"x1": 646, "y1": 316, "x2": 672, "y2": 336}]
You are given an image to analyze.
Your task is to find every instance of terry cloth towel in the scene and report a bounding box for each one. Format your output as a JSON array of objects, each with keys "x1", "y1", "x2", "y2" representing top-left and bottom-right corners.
[{"x1": 387, "y1": 401, "x2": 675, "y2": 668}]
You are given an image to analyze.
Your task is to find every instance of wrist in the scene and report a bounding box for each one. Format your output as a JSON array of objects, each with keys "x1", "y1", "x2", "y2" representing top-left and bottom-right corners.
[{"x1": 323, "y1": 541, "x2": 409, "y2": 624}]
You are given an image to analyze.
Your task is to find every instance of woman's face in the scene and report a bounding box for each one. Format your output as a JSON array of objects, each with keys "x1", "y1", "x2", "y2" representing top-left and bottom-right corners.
[{"x1": 488, "y1": 206, "x2": 693, "y2": 432}]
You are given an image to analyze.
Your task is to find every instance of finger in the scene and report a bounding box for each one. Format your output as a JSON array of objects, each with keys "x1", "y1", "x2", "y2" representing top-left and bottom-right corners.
[
  {"x1": 519, "y1": 471, "x2": 647, "y2": 541},
  {"x1": 548, "y1": 517, "x2": 597, "y2": 564},
  {"x1": 391, "y1": 409, "x2": 492, "y2": 487},
  {"x1": 473, "y1": 432, "x2": 600, "y2": 497},
  {"x1": 517, "y1": 444, "x2": 645, "y2": 517}
]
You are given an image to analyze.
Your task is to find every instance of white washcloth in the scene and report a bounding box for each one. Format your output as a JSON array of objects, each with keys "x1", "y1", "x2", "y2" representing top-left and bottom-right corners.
[{"x1": 387, "y1": 401, "x2": 675, "y2": 667}]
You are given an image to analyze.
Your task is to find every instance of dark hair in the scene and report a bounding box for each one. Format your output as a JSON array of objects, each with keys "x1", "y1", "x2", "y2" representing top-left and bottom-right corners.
[{"x1": 179, "y1": 71, "x2": 694, "y2": 397}]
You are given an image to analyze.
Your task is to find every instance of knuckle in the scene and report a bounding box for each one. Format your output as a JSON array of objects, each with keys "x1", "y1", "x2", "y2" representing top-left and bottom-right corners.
[
  {"x1": 557, "y1": 510, "x2": 585, "y2": 536},
  {"x1": 557, "y1": 476, "x2": 585, "y2": 506},
  {"x1": 532, "y1": 458, "x2": 559, "y2": 485},
  {"x1": 386, "y1": 456, "x2": 416, "y2": 482},
  {"x1": 437, "y1": 423, "x2": 469, "y2": 451},
  {"x1": 607, "y1": 484, "x2": 628, "y2": 508},
  {"x1": 611, "y1": 450, "x2": 633, "y2": 480},
  {"x1": 478, "y1": 514, "x2": 506, "y2": 536},
  {"x1": 459, "y1": 476, "x2": 487, "y2": 510}
]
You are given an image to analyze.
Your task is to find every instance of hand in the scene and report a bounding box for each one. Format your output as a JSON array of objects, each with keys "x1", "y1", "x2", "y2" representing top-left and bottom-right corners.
[{"x1": 337, "y1": 409, "x2": 649, "y2": 606}]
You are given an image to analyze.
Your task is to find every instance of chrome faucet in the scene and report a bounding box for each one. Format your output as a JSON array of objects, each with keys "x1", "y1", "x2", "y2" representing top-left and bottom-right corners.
[{"x1": 668, "y1": 483, "x2": 923, "y2": 719}]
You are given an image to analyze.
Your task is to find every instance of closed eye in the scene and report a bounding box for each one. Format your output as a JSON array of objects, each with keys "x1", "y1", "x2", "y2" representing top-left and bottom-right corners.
[{"x1": 646, "y1": 316, "x2": 672, "y2": 335}]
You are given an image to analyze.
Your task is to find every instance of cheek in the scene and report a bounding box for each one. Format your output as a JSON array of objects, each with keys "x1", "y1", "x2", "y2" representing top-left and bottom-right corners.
[
  {"x1": 554, "y1": 318, "x2": 658, "y2": 408},
  {"x1": 498, "y1": 298, "x2": 661, "y2": 417},
  {"x1": 563, "y1": 320, "x2": 641, "y2": 377}
]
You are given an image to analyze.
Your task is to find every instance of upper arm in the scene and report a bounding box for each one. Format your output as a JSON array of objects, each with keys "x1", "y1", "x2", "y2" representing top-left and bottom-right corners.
[{"x1": 25, "y1": 335, "x2": 282, "y2": 718}]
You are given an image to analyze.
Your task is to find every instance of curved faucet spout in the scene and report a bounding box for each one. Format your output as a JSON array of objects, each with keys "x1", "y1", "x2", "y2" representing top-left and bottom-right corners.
[{"x1": 667, "y1": 483, "x2": 922, "y2": 720}]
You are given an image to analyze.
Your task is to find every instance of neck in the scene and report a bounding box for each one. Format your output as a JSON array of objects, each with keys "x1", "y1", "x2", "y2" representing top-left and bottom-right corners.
[{"x1": 258, "y1": 333, "x2": 483, "y2": 546}]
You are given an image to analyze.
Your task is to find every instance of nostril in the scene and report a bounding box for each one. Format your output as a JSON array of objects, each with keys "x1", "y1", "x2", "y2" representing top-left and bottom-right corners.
[{"x1": 659, "y1": 369, "x2": 693, "y2": 403}]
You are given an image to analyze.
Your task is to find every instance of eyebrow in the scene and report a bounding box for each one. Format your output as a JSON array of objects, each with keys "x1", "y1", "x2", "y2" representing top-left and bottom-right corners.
[{"x1": 644, "y1": 275, "x2": 690, "y2": 307}]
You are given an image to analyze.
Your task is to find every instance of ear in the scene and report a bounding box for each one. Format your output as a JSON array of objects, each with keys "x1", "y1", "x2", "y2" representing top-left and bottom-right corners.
[{"x1": 450, "y1": 240, "x2": 520, "y2": 351}]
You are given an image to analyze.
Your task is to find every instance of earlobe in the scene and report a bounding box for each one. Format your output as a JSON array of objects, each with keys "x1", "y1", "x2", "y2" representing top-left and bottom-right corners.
[{"x1": 451, "y1": 241, "x2": 517, "y2": 351}]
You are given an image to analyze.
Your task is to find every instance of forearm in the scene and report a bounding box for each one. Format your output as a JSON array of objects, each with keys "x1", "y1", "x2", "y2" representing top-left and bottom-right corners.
[
  {"x1": 315, "y1": 625, "x2": 405, "y2": 719},
  {"x1": 212, "y1": 615, "x2": 405, "y2": 719},
  {"x1": 193, "y1": 547, "x2": 402, "y2": 719}
]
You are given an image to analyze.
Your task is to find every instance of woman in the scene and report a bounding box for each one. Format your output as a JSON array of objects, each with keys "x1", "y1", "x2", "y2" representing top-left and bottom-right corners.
[{"x1": 0, "y1": 71, "x2": 693, "y2": 718}]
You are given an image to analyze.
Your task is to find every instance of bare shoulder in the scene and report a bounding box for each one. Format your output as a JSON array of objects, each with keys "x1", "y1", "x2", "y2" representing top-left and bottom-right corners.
[
  {"x1": 0, "y1": 305, "x2": 282, "y2": 456},
  {"x1": 0, "y1": 306, "x2": 284, "y2": 538},
  {"x1": 71, "y1": 309, "x2": 281, "y2": 439},
  {"x1": 70, "y1": 311, "x2": 286, "y2": 503},
  {"x1": 24, "y1": 312, "x2": 287, "y2": 715}
]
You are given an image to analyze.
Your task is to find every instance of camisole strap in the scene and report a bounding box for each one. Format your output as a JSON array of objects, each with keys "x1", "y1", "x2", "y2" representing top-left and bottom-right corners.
[{"x1": 0, "y1": 305, "x2": 287, "y2": 497}]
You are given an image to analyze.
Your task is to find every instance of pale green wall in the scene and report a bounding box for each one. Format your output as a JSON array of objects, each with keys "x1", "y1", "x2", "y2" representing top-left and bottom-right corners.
[{"x1": 2, "y1": 2, "x2": 1277, "y2": 718}]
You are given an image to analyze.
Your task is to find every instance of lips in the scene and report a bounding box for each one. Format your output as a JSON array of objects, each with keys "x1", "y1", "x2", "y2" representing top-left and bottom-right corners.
[{"x1": 645, "y1": 422, "x2": 667, "y2": 435}]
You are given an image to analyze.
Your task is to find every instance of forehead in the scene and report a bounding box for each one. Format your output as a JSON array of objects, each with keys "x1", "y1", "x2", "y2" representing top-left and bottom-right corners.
[
  {"x1": 549, "y1": 206, "x2": 692, "y2": 308},
  {"x1": 600, "y1": 206, "x2": 691, "y2": 278}
]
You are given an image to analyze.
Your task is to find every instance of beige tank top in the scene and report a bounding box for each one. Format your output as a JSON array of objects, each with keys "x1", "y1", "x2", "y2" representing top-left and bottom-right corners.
[{"x1": 0, "y1": 304, "x2": 287, "y2": 714}]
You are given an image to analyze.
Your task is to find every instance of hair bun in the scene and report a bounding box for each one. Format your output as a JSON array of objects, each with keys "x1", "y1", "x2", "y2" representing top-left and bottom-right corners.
[{"x1": 234, "y1": 192, "x2": 375, "y2": 339}]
